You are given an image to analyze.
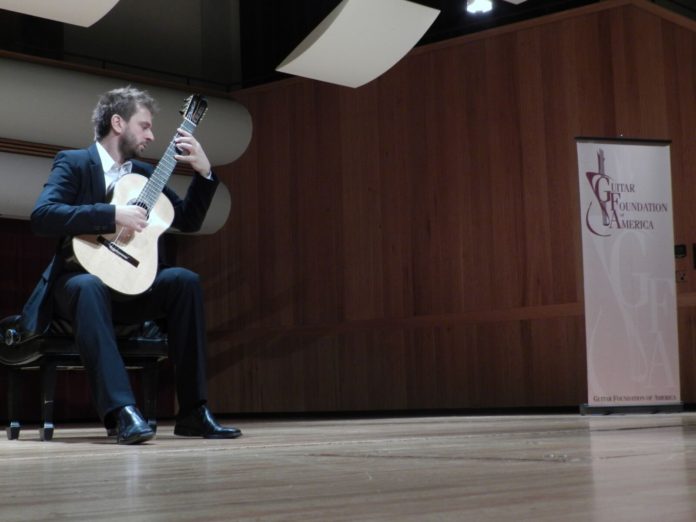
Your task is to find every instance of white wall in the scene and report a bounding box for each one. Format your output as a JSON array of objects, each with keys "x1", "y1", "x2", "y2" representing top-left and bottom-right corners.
[
  {"x1": 0, "y1": 152, "x2": 231, "y2": 234},
  {"x1": 0, "y1": 57, "x2": 252, "y2": 166}
]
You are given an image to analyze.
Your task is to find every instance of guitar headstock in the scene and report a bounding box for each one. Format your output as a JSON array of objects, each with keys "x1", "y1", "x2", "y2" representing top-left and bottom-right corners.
[{"x1": 180, "y1": 94, "x2": 208, "y2": 126}]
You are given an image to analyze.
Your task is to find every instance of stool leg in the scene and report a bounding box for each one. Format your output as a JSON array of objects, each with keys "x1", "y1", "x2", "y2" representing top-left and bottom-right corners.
[
  {"x1": 39, "y1": 361, "x2": 57, "y2": 441},
  {"x1": 6, "y1": 368, "x2": 21, "y2": 440},
  {"x1": 142, "y1": 361, "x2": 159, "y2": 434}
]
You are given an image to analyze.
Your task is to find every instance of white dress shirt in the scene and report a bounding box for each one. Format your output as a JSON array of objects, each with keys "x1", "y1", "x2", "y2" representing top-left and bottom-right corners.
[{"x1": 95, "y1": 141, "x2": 132, "y2": 197}]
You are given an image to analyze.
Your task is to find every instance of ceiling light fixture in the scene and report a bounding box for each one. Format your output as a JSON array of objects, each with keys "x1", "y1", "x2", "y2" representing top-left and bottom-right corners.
[{"x1": 466, "y1": 0, "x2": 493, "y2": 14}]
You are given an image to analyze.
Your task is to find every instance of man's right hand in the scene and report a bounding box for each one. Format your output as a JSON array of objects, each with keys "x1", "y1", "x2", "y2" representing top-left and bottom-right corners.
[{"x1": 115, "y1": 205, "x2": 149, "y2": 232}]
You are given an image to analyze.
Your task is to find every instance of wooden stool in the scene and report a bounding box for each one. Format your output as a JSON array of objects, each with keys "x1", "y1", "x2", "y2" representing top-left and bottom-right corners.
[{"x1": 0, "y1": 315, "x2": 168, "y2": 441}]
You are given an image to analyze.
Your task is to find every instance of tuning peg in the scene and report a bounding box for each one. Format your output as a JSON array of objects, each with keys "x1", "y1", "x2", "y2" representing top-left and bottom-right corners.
[{"x1": 179, "y1": 95, "x2": 193, "y2": 115}]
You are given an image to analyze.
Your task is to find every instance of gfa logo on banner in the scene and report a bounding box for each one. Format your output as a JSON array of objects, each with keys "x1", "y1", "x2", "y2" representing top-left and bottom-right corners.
[{"x1": 584, "y1": 149, "x2": 666, "y2": 237}]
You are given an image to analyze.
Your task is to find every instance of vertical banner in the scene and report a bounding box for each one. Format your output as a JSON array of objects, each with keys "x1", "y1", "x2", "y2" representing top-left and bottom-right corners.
[{"x1": 576, "y1": 138, "x2": 680, "y2": 411}]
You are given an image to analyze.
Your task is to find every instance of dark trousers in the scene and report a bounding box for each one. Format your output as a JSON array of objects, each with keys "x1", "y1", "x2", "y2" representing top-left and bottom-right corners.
[{"x1": 52, "y1": 267, "x2": 209, "y2": 420}]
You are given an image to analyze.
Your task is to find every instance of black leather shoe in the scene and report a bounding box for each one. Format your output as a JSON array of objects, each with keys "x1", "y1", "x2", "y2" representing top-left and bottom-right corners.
[
  {"x1": 174, "y1": 405, "x2": 242, "y2": 439},
  {"x1": 115, "y1": 405, "x2": 155, "y2": 444}
]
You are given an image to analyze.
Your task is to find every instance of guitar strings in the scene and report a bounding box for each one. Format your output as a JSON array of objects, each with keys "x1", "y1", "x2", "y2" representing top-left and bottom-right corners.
[
  {"x1": 134, "y1": 118, "x2": 196, "y2": 210},
  {"x1": 112, "y1": 118, "x2": 197, "y2": 247}
]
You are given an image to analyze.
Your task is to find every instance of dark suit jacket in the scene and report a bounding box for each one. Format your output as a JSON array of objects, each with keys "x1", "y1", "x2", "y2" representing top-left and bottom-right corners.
[{"x1": 20, "y1": 143, "x2": 219, "y2": 335}]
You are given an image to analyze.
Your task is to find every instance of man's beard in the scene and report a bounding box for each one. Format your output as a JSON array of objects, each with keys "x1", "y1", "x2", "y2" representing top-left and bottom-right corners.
[{"x1": 118, "y1": 129, "x2": 144, "y2": 159}]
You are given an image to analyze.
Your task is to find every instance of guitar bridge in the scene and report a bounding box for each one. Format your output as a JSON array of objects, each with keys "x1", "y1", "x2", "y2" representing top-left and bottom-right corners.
[{"x1": 97, "y1": 236, "x2": 140, "y2": 267}]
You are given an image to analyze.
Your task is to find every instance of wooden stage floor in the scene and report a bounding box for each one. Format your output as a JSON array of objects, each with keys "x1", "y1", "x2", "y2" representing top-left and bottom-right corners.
[{"x1": 1, "y1": 413, "x2": 695, "y2": 521}]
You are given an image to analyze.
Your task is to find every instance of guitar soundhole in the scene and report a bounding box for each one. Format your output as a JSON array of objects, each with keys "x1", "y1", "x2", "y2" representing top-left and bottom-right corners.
[{"x1": 127, "y1": 199, "x2": 151, "y2": 217}]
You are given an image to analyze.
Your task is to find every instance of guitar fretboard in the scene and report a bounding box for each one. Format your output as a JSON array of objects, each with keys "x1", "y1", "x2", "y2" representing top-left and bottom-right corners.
[{"x1": 135, "y1": 118, "x2": 197, "y2": 212}]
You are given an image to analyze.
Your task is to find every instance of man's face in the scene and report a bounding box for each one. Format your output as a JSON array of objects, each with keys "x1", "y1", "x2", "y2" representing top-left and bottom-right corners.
[{"x1": 118, "y1": 105, "x2": 154, "y2": 159}]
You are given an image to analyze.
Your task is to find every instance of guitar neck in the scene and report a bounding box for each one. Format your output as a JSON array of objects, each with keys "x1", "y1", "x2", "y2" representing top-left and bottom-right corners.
[{"x1": 136, "y1": 118, "x2": 197, "y2": 209}]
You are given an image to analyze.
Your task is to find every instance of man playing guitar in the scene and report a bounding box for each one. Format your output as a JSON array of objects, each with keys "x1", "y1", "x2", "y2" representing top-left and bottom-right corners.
[{"x1": 21, "y1": 86, "x2": 241, "y2": 444}]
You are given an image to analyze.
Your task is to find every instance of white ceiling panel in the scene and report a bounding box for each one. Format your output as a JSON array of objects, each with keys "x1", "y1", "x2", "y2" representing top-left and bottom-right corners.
[
  {"x1": 277, "y1": 0, "x2": 440, "y2": 88},
  {"x1": 0, "y1": 0, "x2": 120, "y2": 27}
]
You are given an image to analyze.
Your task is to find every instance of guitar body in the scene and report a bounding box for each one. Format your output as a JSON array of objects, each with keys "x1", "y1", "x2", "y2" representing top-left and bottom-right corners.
[{"x1": 72, "y1": 173, "x2": 175, "y2": 295}]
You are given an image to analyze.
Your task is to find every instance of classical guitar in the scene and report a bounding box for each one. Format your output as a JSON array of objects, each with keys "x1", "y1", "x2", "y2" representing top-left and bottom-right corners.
[{"x1": 72, "y1": 94, "x2": 208, "y2": 295}]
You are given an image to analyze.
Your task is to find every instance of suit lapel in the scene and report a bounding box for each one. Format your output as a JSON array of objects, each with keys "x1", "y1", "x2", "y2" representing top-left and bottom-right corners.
[{"x1": 87, "y1": 143, "x2": 107, "y2": 202}]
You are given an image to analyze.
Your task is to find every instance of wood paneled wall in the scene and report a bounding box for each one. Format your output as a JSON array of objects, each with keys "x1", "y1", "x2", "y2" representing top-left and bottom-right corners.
[
  {"x1": 174, "y1": 0, "x2": 696, "y2": 413},
  {"x1": 7, "y1": 0, "x2": 696, "y2": 419}
]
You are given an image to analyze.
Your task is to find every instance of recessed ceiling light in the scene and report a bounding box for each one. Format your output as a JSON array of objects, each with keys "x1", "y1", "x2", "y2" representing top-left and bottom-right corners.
[{"x1": 466, "y1": 0, "x2": 493, "y2": 15}]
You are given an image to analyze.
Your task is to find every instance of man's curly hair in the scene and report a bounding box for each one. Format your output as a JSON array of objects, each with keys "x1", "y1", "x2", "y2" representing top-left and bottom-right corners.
[{"x1": 92, "y1": 86, "x2": 158, "y2": 141}]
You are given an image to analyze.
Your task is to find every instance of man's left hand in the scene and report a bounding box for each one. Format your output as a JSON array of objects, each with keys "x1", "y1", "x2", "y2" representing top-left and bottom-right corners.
[{"x1": 174, "y1": 128, "x2": 212, "y2": 177}]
